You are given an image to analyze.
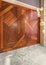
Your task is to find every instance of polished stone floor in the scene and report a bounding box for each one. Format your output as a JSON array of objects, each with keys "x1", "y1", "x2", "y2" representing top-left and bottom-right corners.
[{"x1": 0, "y1": 44, "x2": 46, "y2": 65}]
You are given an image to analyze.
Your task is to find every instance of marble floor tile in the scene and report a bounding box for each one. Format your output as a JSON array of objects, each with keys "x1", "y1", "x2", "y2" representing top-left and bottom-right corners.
[{"x1": 0, "y1": 44, "x2": 46, "y2": 65}]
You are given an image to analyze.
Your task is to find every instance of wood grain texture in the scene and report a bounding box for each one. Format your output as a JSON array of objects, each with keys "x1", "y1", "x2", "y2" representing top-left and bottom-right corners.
[
  {"x1": 0, "y1": 17, "x2": 1, "y2": 49},
  {"x1": 0, "y1": 0, "x2": 2, "y2": 8},
  {"x1": 0, "y1": 1, "x2": 40, "y2": 52},
  {"x1": 0, "y1": 5, "x2": 14, "y2": 16}
]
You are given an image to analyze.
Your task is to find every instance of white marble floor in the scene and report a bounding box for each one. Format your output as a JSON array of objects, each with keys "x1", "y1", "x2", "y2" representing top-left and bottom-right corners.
[{"x1": 0, "y1": 44, "x2": 46, "y2": 65}]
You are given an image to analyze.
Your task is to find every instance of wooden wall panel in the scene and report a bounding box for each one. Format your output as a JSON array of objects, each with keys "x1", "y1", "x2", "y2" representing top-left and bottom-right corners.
[
  {"x1": 0, "y1": 0, "x2": 2, "y2": 8},
  {"x1": 0, "y1": 1, "x2": 40, "y2": 52},
  {"x1": 0, "y1": 17, "x2": 1, "y2": 49}
]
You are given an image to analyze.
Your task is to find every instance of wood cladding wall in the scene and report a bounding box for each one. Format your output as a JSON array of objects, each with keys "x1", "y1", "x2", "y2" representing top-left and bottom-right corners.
[
  {"x1": 0, "y1": 1, "x2": 40, "y2": 52},
  {"x1": 0, "y1": 0, "x2": 2, "y2": 7}
]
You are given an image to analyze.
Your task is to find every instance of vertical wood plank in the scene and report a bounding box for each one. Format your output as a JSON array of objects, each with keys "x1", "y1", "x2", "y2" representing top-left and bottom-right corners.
[
  {"x1": 1, "y1": 16, "x2": 4, "y2": 49},
  {"x1": 0, "y1": 0, "x2": 2, "y2": 8}
]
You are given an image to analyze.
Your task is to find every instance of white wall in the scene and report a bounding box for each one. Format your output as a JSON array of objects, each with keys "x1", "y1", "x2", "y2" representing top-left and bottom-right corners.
[
  {"x1": 44, "y1": 0, "x2": 46, "y2": 46},
  {"x1": 17, "y1": 0, "x2": 40, "y2": 7},
  {"x1": 44, "y1": 0, "x2": 46, "y2": 10}
]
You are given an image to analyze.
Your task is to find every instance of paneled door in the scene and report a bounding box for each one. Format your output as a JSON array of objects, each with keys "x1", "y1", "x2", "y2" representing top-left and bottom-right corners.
[{"x1": 0, "y1": 1, "x2": 40, "y2": 52}]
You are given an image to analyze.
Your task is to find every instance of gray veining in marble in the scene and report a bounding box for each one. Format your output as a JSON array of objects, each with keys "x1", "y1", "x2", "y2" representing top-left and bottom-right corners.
[{"x1": 0, "y1": 44, "x2": 46, "y2": 65}]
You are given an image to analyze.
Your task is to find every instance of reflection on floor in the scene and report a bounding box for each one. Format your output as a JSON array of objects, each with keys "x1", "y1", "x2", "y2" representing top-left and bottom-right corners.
[{"x1": 0, "y1": 44, "x2": 46, "y2": 65}]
